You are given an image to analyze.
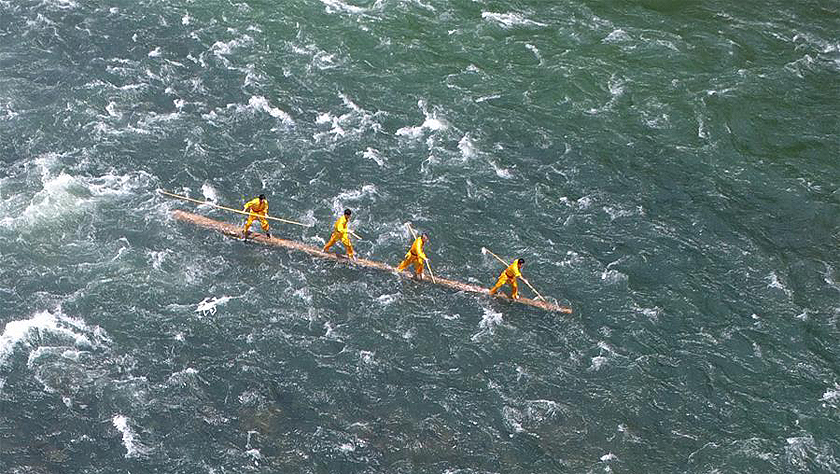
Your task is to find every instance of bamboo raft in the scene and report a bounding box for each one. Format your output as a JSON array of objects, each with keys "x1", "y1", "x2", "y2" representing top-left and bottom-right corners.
[{"x1": 172, "y1": 210, "x2": 572, "y2": 313}]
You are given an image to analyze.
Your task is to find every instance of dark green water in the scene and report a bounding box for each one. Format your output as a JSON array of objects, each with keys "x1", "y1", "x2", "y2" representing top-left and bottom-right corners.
[{"x1": 1, "y1": 0, "x2": 838, "y2": 472}]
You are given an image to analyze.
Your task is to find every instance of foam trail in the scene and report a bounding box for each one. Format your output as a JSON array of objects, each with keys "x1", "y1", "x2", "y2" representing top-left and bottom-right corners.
[{"x1": 112, "y1": 415, "x2": 142, "y2": 458}]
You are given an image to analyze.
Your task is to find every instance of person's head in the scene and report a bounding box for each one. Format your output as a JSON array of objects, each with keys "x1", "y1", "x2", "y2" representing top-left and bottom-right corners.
[
  {"x1": 421, "y1": 233, "x2": 429, "y2": 244},
  {"x1": 517, "y1": 258, "x2": 525, "y2": 267},
  {"x1": 343, "y1": 209, "x2": 352, "y2": 218},
  {"x1": 258, "y1": 194, "x2": 266, "y2": 201}
]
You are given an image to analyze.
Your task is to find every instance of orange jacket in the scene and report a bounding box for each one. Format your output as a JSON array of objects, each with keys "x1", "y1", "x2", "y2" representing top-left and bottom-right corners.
[
  {"x1": 407, "y1": 236, "x2": 427, "y2": 261},
  {"x1": 333, "y1": 215, "x2": 349, "y2": 235},
  {"x1": 243, "y1": 197, "x2": 268, "y2": 215},
  {"x1": 502, "y1": 260, "x2": 522, "y2": 279}
]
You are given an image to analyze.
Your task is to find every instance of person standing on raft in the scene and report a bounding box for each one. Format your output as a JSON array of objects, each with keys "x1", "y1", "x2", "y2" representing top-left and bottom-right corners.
[
  {"x1": 242, "y1": 194, "x2": 270, "y2": 239},
  {"x1": 323, "y1": 209, "x2": 354, "y2": 259},
  {"x1": 489, "y1": 258, "x2": 525, "y2": 299},
  {"x1": 397, "y1": 233, "x2": 429, "y2": 280}
]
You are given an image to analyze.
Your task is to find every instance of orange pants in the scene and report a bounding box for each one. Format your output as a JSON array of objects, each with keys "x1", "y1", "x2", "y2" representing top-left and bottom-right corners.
[
  {"x1": 489, "y1": 274, "x2": 519, "y2": 299},
  {"x1": 244, "y1": 214, "x2": 269, "y2": 233},
  {"x1": 397, "y1": 253, "x2": 424, "y2": 276},
  {"x1": 323, "y1": 231, "x2": 353, "y2": 257}
]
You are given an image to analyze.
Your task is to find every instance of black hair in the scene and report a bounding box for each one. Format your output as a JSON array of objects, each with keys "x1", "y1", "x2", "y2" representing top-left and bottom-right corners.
[
  {"x1": 518, "y1": 258, "x2": 525, "y2": 265},
  {"x1": 421, "y1": 233, "x2": 429, "y2": 240},
  {"x1": 259, "y1": 194, "x2": 266, "y2": 200},
  {"x1": 344, "y1": 209, "x2": 352, "y2": 216}
]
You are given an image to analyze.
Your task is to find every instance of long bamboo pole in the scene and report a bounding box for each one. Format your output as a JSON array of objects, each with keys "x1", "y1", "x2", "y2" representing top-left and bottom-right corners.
[{"x1": 158, "y1": 189, "x2": 311, "y2": 227}]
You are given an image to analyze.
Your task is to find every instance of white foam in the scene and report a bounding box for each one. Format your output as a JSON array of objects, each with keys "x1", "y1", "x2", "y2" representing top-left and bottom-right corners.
[
  {"x1": 525, "y1": 43, "x2": 541, "y2": 62},
  {"x1": 112, "y1": 415, "x2": 142, "y2": 458},
  {"x1": 502, "y1": 406, "x2": 525, "y2": 434},
  {"x1": 475, "y1": 94, "x2": 500, "y2": 103},
  {"x1": 697, "y1": 113, "x2": 708, "y2": 139},
  {"x1": 603, "y1": 29, "x2": 631, "y2": 44},
  {"x1": 321, "y1": 0, "x2": 366, "y2": 15},
  {"x1": 376, "y1": 293, "x2": 399, "y2": 306},
  {"x1": 105, "y1": 101, "x2": 121, "y2": 118},
  {"x1": 362, "y1": 147, "x2": 385, "y2": 166},
  {"x1": 8, "y1": 170, "x2": 151, "y2": 230},
  {"x1": 200, "y1": 183, "x2": 220, "y2": 202},
  {"x1": 766, "y1": 272, "x2": 792, "y2": 296},
  {"x1": 359, "y1": 350, "x2": 375, "y2": 364},
  {"x1": 54, "y1": 0, "x2": 79, "y2": 9},
  {"x1": 821, "y1": 264, "x2": 839, "y2": 292},
  {"x1": 0, "y1": 100, "x2": 18, "y2": 120},
  {"x1": 313, "y1": 51, "x2": 338, "y2": 69},
  {"x1": 210, "y1": 35, "x2": 254, "y2": 57},
  {"x1": 576, "y1": 196, "x2": 593, "y2": 208},
  {"x1": 589, "y1": 355, "x2": 608, "y2": 371},
  {"x1": 332, "y1": 184, "x2": 377, "y2": 211},
  {"x1": 753, "y1": 342, "x2": 763, "y2": 358},
  {"x1": 821, "y1": 384, "x2": 840, "y2": 403},
  {"x1": 414, "y1": 0, "x2": 435, "y2": 12},
  {"x1": 471, "y1": 307, "x2": 504, "y2": 341},
  {"x1": 168, "y1": 367, "x2": 198, "y2": 386},
  {"x1": 458, "y1": 134, "x2": 477, "y2": 159},
  {"x1": 608, "y1": 76, "x2": 625, "y2": 97},
  {"x1": 600, "y1": 269, "x2": 625, "y2": 283},
  {"x1": 292, "y1": 286, "x2": 312, "y2": 304},
  {"x1": 0, "y1": 310, "x2": 95, "y2": 367},
  {"x1": 245, "y1": 448, "x2": 263, "y2": 463},
  {"x1": 313, "y1": 93, "x2": 382, "y2": 143},
  {"x1": 784, "y1": 434, "x2": 815, "y2": 469},
  {"x1": 489, "y1": 160, "x2": 512, "y2": 179},
  {"x1": 313, "y1": 112, "x2": 346, "y2": 141},
  {"x1": 395, "y1": 103, "x2": 447, "y2": 139},
  {"x1": 635, "y1": 306, "x2": 661, "y2": 321},
  {"x1": 147, "y1": 249, "x2": 170, "y2": 271},
  {"x1": 246, "y1": 96, "x2": 294, "y2": 124},
  {"x1": 481, "y1": 11, "x2": 546, "y2": 28}
]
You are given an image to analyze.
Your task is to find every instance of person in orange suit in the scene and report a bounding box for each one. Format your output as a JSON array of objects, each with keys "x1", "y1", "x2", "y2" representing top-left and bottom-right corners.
[
  {"x1": 323, "y1": 209, "x2": 354, "y2": 258},
  {"x1": 242, "y1": 194, "x2": 270, "y2": 238},
  {"x1": 397, "y1": 233, "x2": 429, "y2": 280},
  {"x1": 489, "y1": 258, "x2": 525, "y2": 299}
]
